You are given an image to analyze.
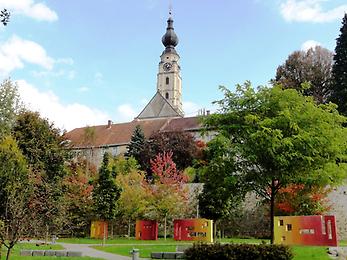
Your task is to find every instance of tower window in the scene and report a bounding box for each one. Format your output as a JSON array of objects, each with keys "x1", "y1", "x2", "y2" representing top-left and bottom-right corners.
[
  {"x1": 165, "y1": 93, "x2": 169, "y2": 99},
  {"x1": 166, "y1": 77, "x2": 169, "y2": 85}
]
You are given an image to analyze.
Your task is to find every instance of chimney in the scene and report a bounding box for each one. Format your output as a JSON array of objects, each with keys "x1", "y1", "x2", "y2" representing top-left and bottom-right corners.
[{"x1": 107, "y1": 120, "x2": 112, "y2": 129}]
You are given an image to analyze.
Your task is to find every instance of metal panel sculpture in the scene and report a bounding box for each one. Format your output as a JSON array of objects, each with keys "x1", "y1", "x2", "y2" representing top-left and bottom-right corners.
[
  {"x1": 274, "y1": 215, "x2": 337, "y2": 246},
  {"x1": 174, "y1": 218, "x2": 213, "y2": 243},
  {"x1": 135, "y1": 220, "x2": 158, "y2": 240},
  {"x1": 90, "y1": 220, "x2": 108, "y2": 239}
]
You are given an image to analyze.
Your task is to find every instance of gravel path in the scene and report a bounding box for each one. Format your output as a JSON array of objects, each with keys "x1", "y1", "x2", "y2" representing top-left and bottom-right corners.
[{"x1": 59, "y1": 243, "x2": 133, "y2": 260}]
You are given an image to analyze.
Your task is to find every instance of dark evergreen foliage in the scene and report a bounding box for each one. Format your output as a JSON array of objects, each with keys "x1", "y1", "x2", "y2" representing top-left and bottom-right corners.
[
  {"x1": 93, "y1": 152, "x2": 121, "y2": 220},
  {"x1": 330, "y1": 14, "x2": 347, "y2": 116},
  {"x1": 125, "y1": 125, "x2": 146, "y2": 162},
  {"x1": 140, "y1": 130, "x2": 199, "y2": 175}
]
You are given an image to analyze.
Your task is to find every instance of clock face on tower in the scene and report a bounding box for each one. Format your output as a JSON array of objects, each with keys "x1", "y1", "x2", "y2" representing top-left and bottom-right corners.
[{"x1": 163, "y1": 62, "x2": 172, "y2": 72}]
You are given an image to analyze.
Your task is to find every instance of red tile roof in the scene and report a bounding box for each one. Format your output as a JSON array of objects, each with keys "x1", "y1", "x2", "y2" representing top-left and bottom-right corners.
[{"x1": 65, "y1": 116, "x2": 201, "y2": 149}]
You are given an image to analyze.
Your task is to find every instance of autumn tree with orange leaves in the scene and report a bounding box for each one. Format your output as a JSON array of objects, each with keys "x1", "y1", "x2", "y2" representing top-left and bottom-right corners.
[{"x1": 275, "y1": 184, "x2": 331, "y2": 216}]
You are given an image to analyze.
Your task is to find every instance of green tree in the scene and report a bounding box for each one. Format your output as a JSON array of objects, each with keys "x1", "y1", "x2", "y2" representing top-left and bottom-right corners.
[
  {"x1": 330, "y1": 14, "x2": 347, "y2": 116},
  {"x1": 203, "y1": 82, "x2": 347, "y2": 243},
  {"x1": 0, "y1": 136, "x2": 32, "y2": 260},
  {"x1": 116, "y1": 170, "x2": 149, "y2": 238},
  {"x1": 63, "y1": 158, "x2": 96, "y2": 237},
  {"x1": 12, "y1": 111, "x2": 69, "y2": 237},
  {"x1": 125, "y1": 125, "x2": 146, "y2": 162},
  {"x1": 93, "y1": 153, "x2": 121, "y2": 221},
  {"x1": 0, "y1": 79, "x2": 22, "y2": 139},
  {"x1": 274, "y1": 46, "x2": 333, "y2": 104},
  {"x1": 12, "y1": 111, "x2": 69, "y2": 179},
  {"x1": 198, "y1": 136, "x2": 245, "y2": 237}
]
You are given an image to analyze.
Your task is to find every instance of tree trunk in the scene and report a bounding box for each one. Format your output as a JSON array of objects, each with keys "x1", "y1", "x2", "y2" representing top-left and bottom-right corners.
[
  {"x1": 213, "y1": 221, "x2": 217, "y2": 241},
  {"x1": 6, "y1": 245, "x2": 12, "y2": 260},
  {"x1": 45, "y1": 224, "x2": 49, "y2": 243},
  {"x1": 164, "y1": 216, "x2": 167, "y2": 241},
  {"x1": 270, "y1": 180, "x2": 275, "y2": 244},
  {"x1": 110, "y1": 221, "x2": 114, "y2": 238},
  {"x1": 102, "y1": 222, "x2": 106, "y2": 246},
  {"x1": 128, "y1": 219, "x2": 131, "y2": 239}
]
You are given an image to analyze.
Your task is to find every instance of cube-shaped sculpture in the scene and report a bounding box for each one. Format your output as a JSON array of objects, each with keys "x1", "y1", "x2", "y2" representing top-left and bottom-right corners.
[
  {"x1": 90, "y1": 220, "x2": 108, "y2": 239},
  {"x1": 174, "y1": 218, "x2": 213, "y2": 243},
  {"x1": 136, "y1": 220, "x2": 158, "y2": 240},
  {"x1": 274, "y1": 215, "x2": 337, "y2": 246}
]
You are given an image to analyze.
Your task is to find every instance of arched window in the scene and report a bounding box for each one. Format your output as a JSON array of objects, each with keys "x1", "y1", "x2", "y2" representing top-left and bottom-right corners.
[
  {"x1": 166, "y1": 77, "x2": 169, "y2": 85},
  {"x1": 165, "y1": 93, "x2": 169, "y2": 99}
]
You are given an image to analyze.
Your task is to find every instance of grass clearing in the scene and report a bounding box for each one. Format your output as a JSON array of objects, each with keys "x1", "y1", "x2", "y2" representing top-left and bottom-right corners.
[
  {"x1": 292, "y1": 246, "x2": 330, "y2": 260},
  {"x1": 58, "y1": 237, "x2": 189, "y2": 245}
]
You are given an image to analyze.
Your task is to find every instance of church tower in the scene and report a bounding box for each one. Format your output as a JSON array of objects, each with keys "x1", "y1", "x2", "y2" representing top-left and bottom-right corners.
[
  {"x1": 136, "y1": 15, "x2": 184, "y2": 120},
  {"x1": 156, "y1": 16, "x2": 183, "y2": 116}
]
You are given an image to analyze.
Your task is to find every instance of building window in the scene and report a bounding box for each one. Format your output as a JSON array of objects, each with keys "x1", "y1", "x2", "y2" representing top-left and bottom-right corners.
[
  {"x1": 166, "y1": 77, "x2": 169, "y2": 85},
  {"x1": 165, "y1": 93, "x2": 169, "y2": 99},
  {"x1": 286, "y1": 224, "x2": 292, "y2": 231}
]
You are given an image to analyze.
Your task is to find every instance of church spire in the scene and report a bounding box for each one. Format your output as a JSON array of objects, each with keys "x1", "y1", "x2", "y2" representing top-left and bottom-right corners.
[{"x1": 161, "y1": 15, "x2": 179, "y2": 54}]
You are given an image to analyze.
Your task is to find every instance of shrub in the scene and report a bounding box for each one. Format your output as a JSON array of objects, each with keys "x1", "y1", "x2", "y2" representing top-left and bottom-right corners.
[{"x1": 184, "y1": 243, "x2": 293, "y2": 260}]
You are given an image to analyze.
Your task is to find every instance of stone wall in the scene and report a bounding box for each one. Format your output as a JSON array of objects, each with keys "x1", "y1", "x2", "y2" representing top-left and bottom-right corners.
[{"x1": 327, "y1": 185, "x2": 347, "y2": 240}]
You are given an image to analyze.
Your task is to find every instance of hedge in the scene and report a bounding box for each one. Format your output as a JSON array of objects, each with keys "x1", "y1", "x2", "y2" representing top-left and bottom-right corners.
[{"x1": 184, "y1": 243, "x2": 293, "y2": 260}]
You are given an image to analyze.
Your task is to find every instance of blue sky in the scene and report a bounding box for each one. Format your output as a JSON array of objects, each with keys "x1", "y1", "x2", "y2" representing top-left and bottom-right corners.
[{"x1": 0, "y1": 0, "x2": 346, "y2": 130}]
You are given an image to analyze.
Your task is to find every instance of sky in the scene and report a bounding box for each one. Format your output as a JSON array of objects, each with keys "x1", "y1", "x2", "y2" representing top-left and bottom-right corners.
[{"x1": 0, "y1": 0, "x2": 346, "y2": 131}]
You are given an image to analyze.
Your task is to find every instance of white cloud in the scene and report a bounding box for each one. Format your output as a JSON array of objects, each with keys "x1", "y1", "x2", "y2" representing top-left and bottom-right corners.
[
  {"x1": 16, "y1": 80, "x2": 110, "y2": 131},
  {"x1": 0, "y1": 35, "x2": 54, "y2": 75},
  {"x1": 78, "y1": 86, "x2": 90, "y2": 93},
  {"x1": 32, "y1": 69, "x2": 76, "y2": 80},
  {"x1": 301, "y1": 40, "x2": 321, "y2": 51},
  {"x1": 280, "y1": 0, "x2": 347, "y2": 23},
  {"x1": 183, "y1": 101, "x2": 201, "y2": 117},
  {"x1": 0, "y1": 0, "x2": 58, "y2": 21},
  {"x1": 94, "y1": 72, "x2": 103, "y2": 84},
  {"x1": 55, "y1": 58, "x2": 74, "y2": 65},
  {"x1": 115, "y1": 104, "x2": 137, "y2": 122}
]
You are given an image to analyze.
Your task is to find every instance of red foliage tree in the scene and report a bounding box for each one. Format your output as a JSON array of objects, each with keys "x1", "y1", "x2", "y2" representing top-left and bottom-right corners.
[
  {"x1": 275, "y1": 184, "x2": 331, "y2": 216},
  {"x1": 150, "y1": 151, "x2": 188, "y2": 185}
]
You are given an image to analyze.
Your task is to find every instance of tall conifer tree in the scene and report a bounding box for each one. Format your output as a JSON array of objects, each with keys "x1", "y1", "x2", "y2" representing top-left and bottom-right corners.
[
  {"x1": 125, "y1": 125, "x2": 145, "y2": 162},
  {"x1": 93, "y1": 153, "x2": 121, "y2": 221},
  {"x1": 330, "y1": 14, "x2": 347, "y2": 115}
]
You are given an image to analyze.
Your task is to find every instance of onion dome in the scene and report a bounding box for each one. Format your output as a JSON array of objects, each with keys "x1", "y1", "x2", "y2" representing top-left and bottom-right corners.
[{"x1": 162, "y1": 17, "x2": 179, "y2": 53}]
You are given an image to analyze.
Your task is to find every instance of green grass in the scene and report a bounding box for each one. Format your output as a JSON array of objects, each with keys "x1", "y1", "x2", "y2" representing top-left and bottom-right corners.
[
  {"x1": 217, "y1": 238, "x2": 269, "y2": 244},
  {"x1": 58, "y1": 237, "x2": 189, "y2": 245},
  {"x1": 93, "y1": 243, "x2": 331, "y2": 259},
  {"x1": 0, "y1": 243, "x2": 101, "y2": 260},
  {"x1": 292, "y1": 246, "x2": 330, "y2": 260},
  {"x1": 44, "y1": 237, "x2": 339, "y2": 259}
]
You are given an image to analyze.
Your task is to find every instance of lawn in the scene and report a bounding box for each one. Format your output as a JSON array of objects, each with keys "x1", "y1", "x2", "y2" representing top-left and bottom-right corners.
[
  {"x1": 56, "y1": 237, "x2": 336, "y2": 259},
  {"x1": 292, "y1": 246, "x2": 330, "y2": 260},
  {"x1": 90, "y1": 239, "x2": 331, "y2": 260},
  {"x1": 0, "y1": 243, "x2": 102, "y2": 260},
  {"x1": 58, "y1": 237, "x2": 190, "y2": 245}
]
